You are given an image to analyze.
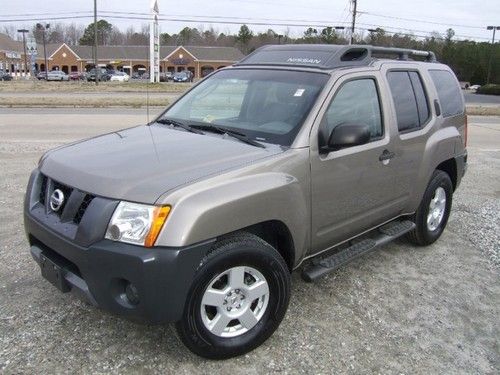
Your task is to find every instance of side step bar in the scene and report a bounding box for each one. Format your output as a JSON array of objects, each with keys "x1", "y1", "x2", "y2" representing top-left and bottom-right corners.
[{"x1": 302, "y1": 220, "x2": 415, "y2": 282}]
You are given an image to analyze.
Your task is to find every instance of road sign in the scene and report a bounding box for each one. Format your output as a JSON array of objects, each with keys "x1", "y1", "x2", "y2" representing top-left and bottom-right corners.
[{"x1": 26, "y1": 37, "x2": 37, "y2": 56}]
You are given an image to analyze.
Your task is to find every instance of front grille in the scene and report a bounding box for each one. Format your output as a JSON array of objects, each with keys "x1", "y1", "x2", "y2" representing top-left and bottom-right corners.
[
  {"x1": 73, "y1": 195, "x2": 95, "y2": 224},
  {"x1": 37, "y1": 174, "x2": 95, "y2": 224},
  {"x1": 39, "y1": 175, "x2": 48, "y2": 205}
]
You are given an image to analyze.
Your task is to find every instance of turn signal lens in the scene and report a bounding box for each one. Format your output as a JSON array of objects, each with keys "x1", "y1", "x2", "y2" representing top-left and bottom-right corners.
[{"x1": 144, "y1": 206, "x2": 171, "y2": 247}]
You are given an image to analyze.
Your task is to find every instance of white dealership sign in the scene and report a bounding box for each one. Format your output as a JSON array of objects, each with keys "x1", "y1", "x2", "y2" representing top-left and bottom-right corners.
[{"x1": 149, "y1": 0, "x2": 160, "y2": 83}]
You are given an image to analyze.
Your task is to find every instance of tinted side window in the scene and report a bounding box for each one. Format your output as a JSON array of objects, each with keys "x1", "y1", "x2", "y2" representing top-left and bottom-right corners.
[
  {"x1": 408, "y1": 71, "x2": 430, "y2": 125},
  {"x1": 325, "y1": 79, "x2": 383, "y2": 139},
  {"x1": 387, "y1": 71, "x2": 420, "y2": 131},
  {"x1": 429, "y1": 70, "x2": 463, "y2": 117}
]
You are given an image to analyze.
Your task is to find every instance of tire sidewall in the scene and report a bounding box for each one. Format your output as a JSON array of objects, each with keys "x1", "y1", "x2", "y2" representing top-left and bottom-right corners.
[
  {"x1": 418, "y1": 171, "x2": 453, "y2": 243},
  {"x1": 178, "y1": 237, "x2": 290, "y2": 359}
]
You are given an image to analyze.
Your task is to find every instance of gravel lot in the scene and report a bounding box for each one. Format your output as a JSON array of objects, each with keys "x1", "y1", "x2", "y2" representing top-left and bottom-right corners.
[{"x1": 0, "y1": 109, "x2": 498, "y2": 374}]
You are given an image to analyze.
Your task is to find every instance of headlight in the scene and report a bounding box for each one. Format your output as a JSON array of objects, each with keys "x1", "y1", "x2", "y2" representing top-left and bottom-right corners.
[{"x1": 105, "y1": 202, "x2": 171, "y2": 247}]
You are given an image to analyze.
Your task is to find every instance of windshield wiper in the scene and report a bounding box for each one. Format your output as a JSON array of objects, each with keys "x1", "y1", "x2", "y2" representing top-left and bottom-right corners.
[
  {"x1": 191, "y1": 124, "x2": 266, "y2": 148},
  {"x1": 155, "y1": 118, "x2": 204, "y2": 135}
]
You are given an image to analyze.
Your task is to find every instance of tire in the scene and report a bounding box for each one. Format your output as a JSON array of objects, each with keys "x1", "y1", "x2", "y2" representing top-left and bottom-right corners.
[
  {"x1": 175, "y1": 232, "x2": 291, "y2": 359},
  {"x1": 407, "y1": 170, "x2": 453, "y2": 246}
]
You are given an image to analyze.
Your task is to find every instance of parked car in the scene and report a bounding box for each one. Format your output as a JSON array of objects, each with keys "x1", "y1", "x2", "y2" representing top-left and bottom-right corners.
[
  {"x1": 109, "y1": 71, "x2": 130, "y2": 82},
  {"x1": 69, "y1": 71, "x2": 85, "y2": 81},
  {"x1": 172, "y1": 71, "x2": 189, "y2": 82},
  {"x1": 36, "y1": 71, "x2": 47, "y2": 80},
  {"x1": 469, "y1": 84, "x2": 481, "y2": 92},
  {"x1": 46, "y1": 71, "x2": 69, "y2": 81},
  {"x1": 25, "y1": 44, "x2": 467, "y2": 359},
  {"x1": 160, "y1": 72, "x2": 173, "y2": 82},
  {"x1": 87, "y1": 68, "x2": 112, "y2": 82},
  {"x1": 0, "y1": 70, "x2": 12, "y2": 81}
]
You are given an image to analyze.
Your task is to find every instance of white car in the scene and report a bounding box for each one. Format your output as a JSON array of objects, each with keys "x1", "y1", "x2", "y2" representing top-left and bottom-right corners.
[
  {"x1": 46, "y1": 71, "x2": 69, "y2": 81},
  {"x1": 109, "y1": 72, "x2": 130, "y2": 82},
  {"x1": 469, "y1": 84, "x2": 481, "y2": 92}
]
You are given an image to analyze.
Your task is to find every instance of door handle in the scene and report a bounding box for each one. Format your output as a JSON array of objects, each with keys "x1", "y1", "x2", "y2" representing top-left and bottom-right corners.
[{"x1": 379, "y1": 149, "x2": 395, "y2": 162}]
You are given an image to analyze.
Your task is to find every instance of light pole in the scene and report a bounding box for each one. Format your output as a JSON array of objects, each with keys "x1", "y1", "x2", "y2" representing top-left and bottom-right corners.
[
  {"x1": 36, "y1": 23, "x2": 50, "y2": 77},
  {"x1": 486, "y1": 26, "x2": 500, "y2": 85},
  {"x1": 17, "y1": 29, "x2": 29, "y2": 79},
  {"x1": 94, "y1": 0, "x2": 99, "y2": 85}
]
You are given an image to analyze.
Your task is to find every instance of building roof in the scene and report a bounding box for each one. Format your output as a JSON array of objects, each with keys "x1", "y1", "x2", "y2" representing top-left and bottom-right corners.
[
  {"x1": 0, "y1": 33, "x2": 23, "y2": 53},
  {"x1": 0, "y1": 32, "x2": 244, "y2": 63},
  {"x1": 66, "y1": 45, "x2": 244, "y2": 62}
]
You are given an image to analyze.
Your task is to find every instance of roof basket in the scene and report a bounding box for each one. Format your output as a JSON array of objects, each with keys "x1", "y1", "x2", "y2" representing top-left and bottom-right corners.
[{"x1": 235, "y1": 44, "x2": 437, "y2": 70}]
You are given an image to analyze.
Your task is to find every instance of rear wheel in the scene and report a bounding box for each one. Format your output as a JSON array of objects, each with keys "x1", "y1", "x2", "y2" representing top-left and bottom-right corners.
[
  {"x1": 407, "y1": 170, "x2": 453, "y2": 245},
  {"x1": 175, "y1": 233, "x2": 290, "y2": 359}
]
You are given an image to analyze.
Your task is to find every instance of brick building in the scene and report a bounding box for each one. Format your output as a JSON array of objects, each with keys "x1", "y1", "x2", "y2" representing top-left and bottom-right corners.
[{"x1": 0, "y1": 33, "x2": 244, "y2": 79}]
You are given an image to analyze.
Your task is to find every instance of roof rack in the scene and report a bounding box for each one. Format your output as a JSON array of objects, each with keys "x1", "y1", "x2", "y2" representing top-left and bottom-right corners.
[{"x1": 235, "y1": 44, "x2": 437, "y2": 70}]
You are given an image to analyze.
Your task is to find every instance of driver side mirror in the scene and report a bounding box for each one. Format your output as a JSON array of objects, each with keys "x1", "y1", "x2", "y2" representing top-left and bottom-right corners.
[{"x1": 322, "y1": 123, "x2": 371, "y2": 152}]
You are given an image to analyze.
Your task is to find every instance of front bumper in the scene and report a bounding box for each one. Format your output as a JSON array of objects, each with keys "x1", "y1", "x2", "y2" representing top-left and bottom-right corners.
[{"x1": 24, "y1": 169, "x2": 215, "y2": 323}]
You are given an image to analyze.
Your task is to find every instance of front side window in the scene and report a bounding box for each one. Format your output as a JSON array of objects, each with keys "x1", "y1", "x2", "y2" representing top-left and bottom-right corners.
[
  {"x1": 162, "y1": 69, "x2": 329, "y2": 146},
  {"x1": 324, "y1": 78, "x2": 383, "y2": 139}
]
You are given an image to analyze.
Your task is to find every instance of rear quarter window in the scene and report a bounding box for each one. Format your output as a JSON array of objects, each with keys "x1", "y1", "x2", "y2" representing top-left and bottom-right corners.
[{"x1": 429, "y1": 70, "x2": 464, "y2": 117}]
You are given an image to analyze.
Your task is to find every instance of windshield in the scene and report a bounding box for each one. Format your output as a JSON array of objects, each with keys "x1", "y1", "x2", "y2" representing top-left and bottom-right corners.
[{"x1": 160, "y1": 69, "x2": 329, "y2": 146}]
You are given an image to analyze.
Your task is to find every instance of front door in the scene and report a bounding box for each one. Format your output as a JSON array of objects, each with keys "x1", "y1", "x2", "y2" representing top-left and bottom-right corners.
[{"x1": 310, "y1": 73, "x2": 403, "y2": 253}]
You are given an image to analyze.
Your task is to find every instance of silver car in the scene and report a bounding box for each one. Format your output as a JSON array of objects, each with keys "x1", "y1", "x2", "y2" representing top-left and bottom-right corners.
[
  {"x1": 24, "y1": 44, "x2": 467, "y2": 359},
  {"x1": 46, "y1": 70, "x2": 69, "y2": 81}
]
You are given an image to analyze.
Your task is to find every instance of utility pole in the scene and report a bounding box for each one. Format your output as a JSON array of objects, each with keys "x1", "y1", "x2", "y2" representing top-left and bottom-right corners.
[
  {"x1": 486, "y1": 26, "x2": 500, "y2": 85},
  {"x1": 17, "y1": 29, "x2": 29, "y2": 79},
  {"x1": 94, "y1": 0, "x2": 99, "y2": 85},
  {"x1": 350, "y1": 0, "x2": 357, "y2": 45},
  {"x1": 36, "y1": 23, "x2": 50, "y2": 76}
]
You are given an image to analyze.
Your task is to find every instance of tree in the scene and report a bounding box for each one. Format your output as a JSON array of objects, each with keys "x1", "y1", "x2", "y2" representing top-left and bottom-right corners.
[
  {"x1": 236, "y1": 25, "x2": 253, "y2": 53},
  {"x1": 303, "y1": 28, "x2": 319, "y2": 43},
  {"x1": 320, "y1": 27, "x2": 338, "y2": 44},
  {"x1": 79, "y1": 20, "x2": 113, "y2": 45}
]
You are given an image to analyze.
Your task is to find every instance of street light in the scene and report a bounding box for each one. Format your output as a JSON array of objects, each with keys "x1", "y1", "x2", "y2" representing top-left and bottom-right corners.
[
  {"x1": 486, "y1": 26, "x2": 500, "y2": 84},
  {"x1": 36, "y1": 23, "x2": 50, "y2": 77},
  {"x1": 17, "y1": 29, "x2": 29, "y2": 79}
]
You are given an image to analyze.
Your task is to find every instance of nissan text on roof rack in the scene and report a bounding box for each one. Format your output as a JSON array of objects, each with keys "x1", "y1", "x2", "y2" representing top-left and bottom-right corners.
[{"x1": 24, "y1": 44, "x2": 467, "y2": 359}]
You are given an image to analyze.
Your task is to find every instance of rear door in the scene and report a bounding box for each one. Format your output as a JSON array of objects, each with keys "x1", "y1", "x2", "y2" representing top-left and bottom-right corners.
[
  {"x1": 382, "y1": 65, "x2": 435, "y2": 212},
  {"x1": 310, "y1": 71, "x2": 403, "y2": 253}
]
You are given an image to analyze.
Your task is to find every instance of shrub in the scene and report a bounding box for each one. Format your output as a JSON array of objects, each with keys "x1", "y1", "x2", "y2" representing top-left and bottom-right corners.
[{"x1": 476, "y1": 84, "x2": 500, "y2": 96}]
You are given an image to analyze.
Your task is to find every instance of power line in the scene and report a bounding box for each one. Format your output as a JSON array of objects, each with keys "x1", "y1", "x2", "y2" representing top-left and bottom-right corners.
[
  {"x1": 0, "y1": 12, "x2": 491, "y2": 41},
  {"x1": 359, "y1": 11, "x2": 485, "y2": 30},
  {"x1": 356, "y1": 22, "x2": 490, "y2": 40}
]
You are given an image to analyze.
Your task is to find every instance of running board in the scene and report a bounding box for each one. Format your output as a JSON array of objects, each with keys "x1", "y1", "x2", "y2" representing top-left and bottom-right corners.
[{"x1": 302, "y1": 220, "x2": 415, "y2": 282}]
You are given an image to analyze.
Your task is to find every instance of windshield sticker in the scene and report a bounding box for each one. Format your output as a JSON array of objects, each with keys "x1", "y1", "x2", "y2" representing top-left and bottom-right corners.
[{"x1": 294, "y1": 89, "x2": 305, "y2": 97}]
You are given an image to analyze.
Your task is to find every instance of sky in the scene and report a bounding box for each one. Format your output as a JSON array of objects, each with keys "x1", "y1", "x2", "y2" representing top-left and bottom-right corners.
[{"x1": 1, "y1": 0, "x2": 499, "y2": 42}]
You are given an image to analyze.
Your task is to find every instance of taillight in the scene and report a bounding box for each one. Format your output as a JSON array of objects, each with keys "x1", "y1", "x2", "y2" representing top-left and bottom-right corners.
[{"x1": 464, "y1": 114, "x2": 468, "y2": 148}]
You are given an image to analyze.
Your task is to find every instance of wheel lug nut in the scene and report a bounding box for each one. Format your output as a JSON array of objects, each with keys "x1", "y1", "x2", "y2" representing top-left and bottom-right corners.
[
  {"x1": 227, "y1": 307, "x2": 231, "y2": 311},
  {"x1": 235, "y1": 289, "x2": 240, "y2": 293}
]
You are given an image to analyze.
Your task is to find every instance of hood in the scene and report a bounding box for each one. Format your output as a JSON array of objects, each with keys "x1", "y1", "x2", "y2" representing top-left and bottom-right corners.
[{"x1": 40, "y1": 124, "x2": 283, "y2": 204}]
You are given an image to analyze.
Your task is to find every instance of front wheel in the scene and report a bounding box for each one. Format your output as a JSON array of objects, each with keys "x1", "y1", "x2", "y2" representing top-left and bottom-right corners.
[
  {"x1": 175, "y1": 233, "x2": 290, "y2": 359},
  {"x1": 407, "y1": 170, "x2": 453, "y2": 246}
]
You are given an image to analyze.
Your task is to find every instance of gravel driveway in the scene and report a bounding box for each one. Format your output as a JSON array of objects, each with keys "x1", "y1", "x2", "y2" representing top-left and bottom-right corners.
[{"x1": 0, "y1": 109, "x2": 498, "y2": 374}]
